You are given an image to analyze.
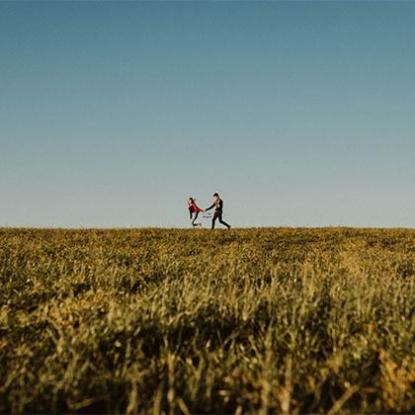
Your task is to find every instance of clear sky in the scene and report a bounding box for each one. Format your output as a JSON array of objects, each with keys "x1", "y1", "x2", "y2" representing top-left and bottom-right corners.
[{"x1": 1, "y1": 1, "x2": 414, "y2": 228}]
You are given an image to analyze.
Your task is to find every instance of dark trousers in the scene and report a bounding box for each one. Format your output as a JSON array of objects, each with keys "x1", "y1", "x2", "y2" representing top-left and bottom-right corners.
[
  {"x1": 212, "y1": 211, "x2": 230, "y2": 229},
  {"x1": 191, "y1": 211, "x2": 199, "y2": 226}
]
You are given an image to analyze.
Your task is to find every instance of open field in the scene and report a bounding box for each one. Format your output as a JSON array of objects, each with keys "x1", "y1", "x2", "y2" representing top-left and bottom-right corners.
[{"x1": 1, "y1": 227, "x2": 415, "y2": 414}]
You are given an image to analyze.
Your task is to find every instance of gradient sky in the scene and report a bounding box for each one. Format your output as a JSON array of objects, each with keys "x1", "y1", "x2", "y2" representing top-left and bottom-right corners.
[{"x1": 1, "y1": 1, "x2": 414, "y2": 228}]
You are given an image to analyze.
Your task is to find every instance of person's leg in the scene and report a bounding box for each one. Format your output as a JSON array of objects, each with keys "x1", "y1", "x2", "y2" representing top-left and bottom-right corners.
[
  {"x1": 218, "y1": 212, "x2": 231, "y2": 229},
  {"x1": 211, "y1": 212, "x2": 218, "y2": 229},
  {"x1": 192, "y1": 211, "x2": 199, "y2": 226}
]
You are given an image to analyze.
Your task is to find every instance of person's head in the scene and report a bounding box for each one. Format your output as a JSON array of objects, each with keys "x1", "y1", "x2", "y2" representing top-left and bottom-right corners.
[
  {"x1": 213, "y1": 192, "x2": 219, "y2": 198},
  {"x1": 188, "y1": 197, "x2": 194, "y2": 204}
]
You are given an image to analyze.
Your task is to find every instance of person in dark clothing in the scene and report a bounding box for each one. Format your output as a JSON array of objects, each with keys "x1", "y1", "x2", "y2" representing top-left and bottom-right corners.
[{"x1": 205, "y1": 193, "x2": 231, "y2": 230}]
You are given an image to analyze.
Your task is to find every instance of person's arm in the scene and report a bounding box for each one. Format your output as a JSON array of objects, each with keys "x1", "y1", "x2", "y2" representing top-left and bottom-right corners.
[
  {"x1": 194, "y1": 202, "x2": 204, "y2": 212},
  {"x1": 205, "y1": 203, "x2": 215, "y2": 211}
]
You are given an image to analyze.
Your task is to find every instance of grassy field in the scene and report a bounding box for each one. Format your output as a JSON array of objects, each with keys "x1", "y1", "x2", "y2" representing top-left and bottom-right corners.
[{"x1": 1, "y1": 227, "x2": 415, "y2": 414}]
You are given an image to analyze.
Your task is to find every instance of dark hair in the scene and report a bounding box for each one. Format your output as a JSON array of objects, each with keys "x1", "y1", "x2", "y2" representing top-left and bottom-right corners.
[
  {"x1": 213, "y1": 193, "x2": 219, "y2": 197},
  {"x1": 189, "y1": 197, "x2": 194, "y2": 203}
]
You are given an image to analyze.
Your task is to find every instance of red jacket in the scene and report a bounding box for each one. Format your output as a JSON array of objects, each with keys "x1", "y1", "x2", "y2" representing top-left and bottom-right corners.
[{"x1": 188, "y1": 200, "x2": 203, "y2": 213}]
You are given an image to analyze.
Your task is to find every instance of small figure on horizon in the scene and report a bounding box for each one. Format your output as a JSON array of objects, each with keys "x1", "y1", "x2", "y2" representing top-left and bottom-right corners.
[
  {"x1": 205, "y1": 193, "x2": 231, "y2": 230},
  {"x1": 187, "y1": 197, "x2": 204, "y2": 227}
]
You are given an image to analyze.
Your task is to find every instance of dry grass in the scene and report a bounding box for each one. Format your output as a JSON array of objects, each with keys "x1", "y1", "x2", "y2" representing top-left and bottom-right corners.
[{"x1": 1, "y1": 227, "x2": 415, "y2": 414}]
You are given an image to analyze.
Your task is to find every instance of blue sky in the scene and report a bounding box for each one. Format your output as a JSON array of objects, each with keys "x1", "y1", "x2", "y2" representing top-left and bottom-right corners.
[{"x1": 1, "y1": 1, "x2": 414, "y2": 228}]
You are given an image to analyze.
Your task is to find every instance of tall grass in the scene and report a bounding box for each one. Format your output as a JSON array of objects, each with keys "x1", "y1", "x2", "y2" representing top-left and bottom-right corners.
[{"x1": 1, "y1": 228, "x2": 415, "y2": 413}]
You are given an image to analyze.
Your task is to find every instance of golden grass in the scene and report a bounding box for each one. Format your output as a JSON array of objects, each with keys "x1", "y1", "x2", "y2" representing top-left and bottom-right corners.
[{"x1": 1, "y1": 227, "x2": 415, "y2": 413}]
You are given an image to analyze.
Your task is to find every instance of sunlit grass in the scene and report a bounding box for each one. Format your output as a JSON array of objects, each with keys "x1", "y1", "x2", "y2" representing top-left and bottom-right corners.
[{"x1": 1, "y1": 228, "x2": 415, "y2": 413}]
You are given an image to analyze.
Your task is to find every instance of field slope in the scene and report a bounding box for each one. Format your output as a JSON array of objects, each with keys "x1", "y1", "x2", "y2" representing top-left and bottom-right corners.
[{"x1": 1, "y1": 228, "x2": 415, "y2": 414}]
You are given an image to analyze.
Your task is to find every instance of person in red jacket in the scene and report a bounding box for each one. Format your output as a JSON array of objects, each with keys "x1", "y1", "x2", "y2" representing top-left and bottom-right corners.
[{"x1": 187, "y1": 197, "x2": 204, "y2": 227}]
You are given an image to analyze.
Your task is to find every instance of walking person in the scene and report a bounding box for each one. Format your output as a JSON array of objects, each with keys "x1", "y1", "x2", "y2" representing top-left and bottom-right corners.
[
  {"x1": 187, "y1": 197, "x2": 204, "y2": 227},
  {"x1": 205, "y1": 193, "x2": 231, "y2": 230}
]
